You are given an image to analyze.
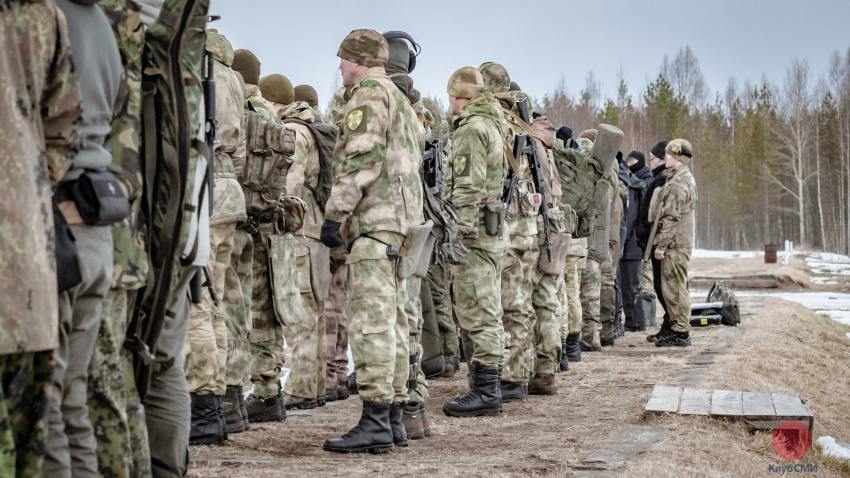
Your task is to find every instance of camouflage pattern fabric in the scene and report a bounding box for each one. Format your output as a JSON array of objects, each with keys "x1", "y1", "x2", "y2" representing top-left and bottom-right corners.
[
  {"x1": 0, "y1": 0, "x2": 81, "y2": 356},
  {"x1": 500, "y1": 235, "x2": 539, "y2": 384},
  {"x1": 283, "y1": 238, "x2": 327, "y2": 402},
  {"x1": 425, "y1": 256, "x2": 458, "y2": 365},
  {"x1": 0, "y1": 351, "x2": 52, "y2": 477},
  {"x1": 660, "y1": 249, "x2": 691, "y2": 333},
  {"x1": 638, "y1": 258, "x2": 657, "y2": 327},
  {"x1": 185, "y1": 222, "x2": 234, "y2": 394},
  {"x1": 88, "y1": 289, "x2": 151, "y2": 478},
  {"x1": 346, "y1": 239, "x2": 410, "y2": 404},
  {"x1": 405, "y1": 277, "x2": 429, "y2": 404},
  {"x1": 531, "y1": 271, "x2": 562, "y2": 374},
  {"x1": 561, "y1": 255, "x2": 584, "y2": 336},
  {"x1": 600, "y1": 171, "x2": 624, "y2": 341},
  {"x1": 249, "y1": 228, "x2": 286, "y2": 399},
  {"x1": 580, "y1": 257, "x2": 602, "y2": 349},
  {"x1": 324, "y1": 251, "x2": 350, "y2": 393},
  {"x1": 224, "y1": 229, "x2": 253, "y2": 388}
]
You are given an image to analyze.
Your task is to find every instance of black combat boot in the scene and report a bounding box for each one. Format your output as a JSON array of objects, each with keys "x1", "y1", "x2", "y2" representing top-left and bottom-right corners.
[
  {"x1": 528, "y1": 373, "x2": 557, "y2": 395},
  {"x1": 389, "y1": 403, "x2": 408, "y2": 447},
  {"x1": 336, "y1": 385, "x2": 350, "y2": 401},
  {"x1": 443, "y1": 362, "x2": 501, "y2": 417},
  {"x1": 600, "y1": 336, "x2": 616, "y2": 347},
  {"x1": 323, "y1": 401, "x2": 394, "y2": 454},
  {"x1": 564, "y1": 333, "x2": 582, "y2": 362},
  {"x1": 655, "y1": 330, "x2": 692, "y2": 347},
  {"x1": 500, "y1": 380, "x2": 527, "y2": 403},
  {"x1": 402, "y1": 402, "x2": 425, "y2": 440},
  {"x1": 326, "y1": 387, "x2": 339, "y2": 402},
  {"x1": 283, "y1": 393, "x2": 317, "y2": 410},
  {"x1": 558, "y1": 338, "x2": 570, "y2": 372},
  {"x1": 222, "y1": 385, "x2": 246, "y2": 434},
  {"x1": 646, "y1": 319, "x2": 672, "y2": 343},
  {"x1": 189, "y1": 394, "x2": 226, "y2": 446},
  {"x1": 347, "y1": 373, "x2": 358, "y2": 395},
  {"x1": 245, "y1": 391, "x2": 285, "y2": 423}
]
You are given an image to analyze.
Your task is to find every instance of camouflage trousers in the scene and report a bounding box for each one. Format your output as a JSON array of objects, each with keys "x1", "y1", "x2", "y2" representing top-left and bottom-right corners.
[
  {"x1": 561, "y1": 255, "x2": 584, "y2": 337},
  {"x1": 347, "y1": 239, "x2": 409, "y2": 404},
  {"x1": 0, "y1": 350, "x2": 52, "y2": 478},
  {"x1": 452, "y1": 245, "x2": 505, "y2": 367},
  {"x1": 46, "y1": 224, "x2": 112, "y2": 478},
  {"x1": 324, "y1": 250, "x2": 349, "y2": 394},
  {"x1": 88, "y1": 289, "x2": 151, "y2": 478},
  {"x1": 283, "y1": 239, "x2": 326, "y2": 402},
  {"x1": 224, "y1": 229, "x2": 253, "y2": 387},
  {"x1": 660, "y1": 248, "x2": 691, "y2": 333},
  {"x1": 405, "y1": 277, "x2": 428, "y2": 404},
  {"x1": 639, "y1": 258, "x2": 657, "y2": 327},
  {"x1": 185, "y1": 222, "x2": 235, "y2": 395},
  {"x1": 530, "y1": 268, "x2": 562, "y2": 375},
  {"x1": 500, "y1": 234, "x2": 540, "y2": 384},
  {"x1": 580, "y1": 257, "x2": 603, "y2": 349},
  {"x1": 425, "y1": 255, "x2": 458, "y2": 363},
  {"x1": 600, "y1": 242, "x2": 620, "y2": 342},
  {"x1": 249, "y1": 229, "x2": 285, "y2": 399}
]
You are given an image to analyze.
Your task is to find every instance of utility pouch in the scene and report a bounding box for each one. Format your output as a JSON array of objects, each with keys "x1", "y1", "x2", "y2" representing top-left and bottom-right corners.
[
  {"x1": 484, "y1": 201, "x2": 503, "y2": 237},
  {"x1": 64, "y1": 170, "x2": 131, "y2": 226},
  {"x1": 397, "y1": 220, "x2": 434, "y2": 280}
]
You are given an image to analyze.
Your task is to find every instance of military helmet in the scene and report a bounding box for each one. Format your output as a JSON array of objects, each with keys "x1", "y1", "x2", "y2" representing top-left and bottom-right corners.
[
  {"x1": 447, "y1": 66, "x2": 485, "y2": 99},
  {"x1": 294, "y1": 84, "x2": 319, "y2": 108},
  {"x1": 232, "y1": 49, "x2": 261, "y2": 85},
  {"x1": 259, "y1": 74, "x2": 294, "y2": 105},
  {"x1": 337, "y1": 29, "x2": 389, "y2": 67},
  {"x1": 478, "y1": 62, "x2": 510, "y2": 93},
  {"x1": 509, "y1": 81, "x2": 521, "y2": 92}
]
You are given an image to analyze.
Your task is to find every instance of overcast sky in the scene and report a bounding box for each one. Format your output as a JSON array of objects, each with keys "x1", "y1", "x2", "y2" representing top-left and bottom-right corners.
[{"x1": 210, "y1": 0, "x2": 850, "y2": 108}]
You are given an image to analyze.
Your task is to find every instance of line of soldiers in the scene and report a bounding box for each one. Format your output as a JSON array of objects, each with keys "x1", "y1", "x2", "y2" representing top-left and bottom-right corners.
[{"x1": 0, "y1": 2, "x2": 700, "y2": 474}]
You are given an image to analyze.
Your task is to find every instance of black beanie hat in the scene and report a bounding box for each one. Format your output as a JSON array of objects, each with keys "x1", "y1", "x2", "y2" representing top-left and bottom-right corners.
[
  {"x1": 556, "y1": 126, "x2": 574, "y2": 144},
  {"x1": 650, "y1": 141, "x2": 668, "y2": 161},
  {"x1": 627, "y1": 150, "x2": 646, "y2": 172}
]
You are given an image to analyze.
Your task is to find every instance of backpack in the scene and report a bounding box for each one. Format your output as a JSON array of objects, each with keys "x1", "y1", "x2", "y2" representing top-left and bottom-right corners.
[
  {"x1": 281, "y1": 118, "x2": 337, "y2": 212},
  {"x1": 553, "y1": 140, "x2": 606, "y2": 238},
  {"x1": 242, "y1": 111, "x2": 295, "y2": 218}
]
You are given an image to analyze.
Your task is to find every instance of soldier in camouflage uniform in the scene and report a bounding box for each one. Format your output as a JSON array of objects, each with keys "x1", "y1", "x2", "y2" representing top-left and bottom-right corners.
[
  {"x1": 47, "y1": 1, "x2": 123, "y2": 475},
  {"x1": 321, "y1": 29, "x2": 425, "y2": 454},
  {"x1": 479, "y1": 62, "x2": 540, "y2": 404},
  {"x1": 295, "y1": 84, "x2": 319, "y2": 109},
  {"x1": 441, "y1": 67, "x2": 510, "y2": 418},
  {"x1": 183, "y1": 29, "x2": 248, "y2": 445},
  {"x1": 600, "y1": 160, "x2": 626, "y2": 346},
  {"x1": 231, "y1": 49, "x2": 289, "y2": 422},
  {"x1": 561, "y1": 236, "x2": 586, "y2": 363},
  {"x1": 261, "y1": 73, "x2": 331, "y2": 410},
  {"x1": 86, "y1": 1, "x2": 153, "y2": 475},
  {"x1": 651, "y1": 139, "x2": 697, "y2": 347},
  {"x1": 0, "y1": 3, "x2": 81, "y2": 475}
]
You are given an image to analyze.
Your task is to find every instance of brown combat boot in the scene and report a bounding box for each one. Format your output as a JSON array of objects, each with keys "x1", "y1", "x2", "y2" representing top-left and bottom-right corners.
[{"x1": 528, "y1": 373, "x2": 557, "y2": 395}]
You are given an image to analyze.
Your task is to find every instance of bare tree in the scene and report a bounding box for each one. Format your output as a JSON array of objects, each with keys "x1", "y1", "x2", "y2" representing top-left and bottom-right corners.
[{"x1": 668, "y1": 45, "x2": 709, "y2": 109}]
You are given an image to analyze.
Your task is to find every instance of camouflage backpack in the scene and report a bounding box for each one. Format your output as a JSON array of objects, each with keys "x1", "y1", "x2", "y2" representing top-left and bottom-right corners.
[
  {"x1": 553, "y1": 141, "x2": 605, "y2": 238},
  {"x1": 242, "y1": 110, "x2": 296, "y2": 219},
  {"x1": 281, "y1": 118, "x2": 338, "y2": 212}
]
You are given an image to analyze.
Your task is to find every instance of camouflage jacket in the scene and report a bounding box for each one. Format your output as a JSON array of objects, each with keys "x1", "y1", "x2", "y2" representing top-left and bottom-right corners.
[
  {"x1": 445, "y1": 89, "x2": 508, "y2": 250},
  {"x1": 325, "y1": 67, "x2": 425, "y2": 250},
  {"x1": 0, "y1": 0, "x2": 82, "y2": 354},
  {"x1": 281, "y1": 101, "x2": 322, "y2": 239},
  {"x1": 653, "y1": 166, "x2": 697, "y2": 254},
  {"x1": 208, "y1": 29, "x2": 247, "y2": 226},
  {"x1": 496, "y1": 92, "x2": 539, "y2": 238},
  {"x1": 244, "y1": 85, "x2": 278, "y2": 124}
]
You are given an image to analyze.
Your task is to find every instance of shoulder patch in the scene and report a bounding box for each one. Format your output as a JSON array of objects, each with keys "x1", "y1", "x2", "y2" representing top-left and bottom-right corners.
[
  {"x1": 360, "y1": 79, "x2": 380, "y2": 89},
  {"x1": 346, "y1": 107, "x2": 365, "y2": 132},
  {"x1": 453, "y1": 154, "x2": 469, "y2": 177}
]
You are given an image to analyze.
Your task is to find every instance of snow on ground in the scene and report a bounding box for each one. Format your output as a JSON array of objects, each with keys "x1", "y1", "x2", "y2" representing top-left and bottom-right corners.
[
  {"x1": 692, "y1": 249, "x2": 761, "y2": 259},
  {"x1": 806, "y1": 252, "x2": 850, "y2": 276}
]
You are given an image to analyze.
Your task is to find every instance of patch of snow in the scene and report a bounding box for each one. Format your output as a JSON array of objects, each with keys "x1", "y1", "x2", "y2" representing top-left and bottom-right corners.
[
  {"x1": 816, "y1": 436, "x2": 850, "y2": 462},
  {"x1": 808, "y1": 252, "x2": 850, "y2": 263},
  {"x1": 692, "y1": 249, "x2": 760, "y2": 259},
  {"x1": 810, "y1": 277, "x2": 839, "y2": 285}
]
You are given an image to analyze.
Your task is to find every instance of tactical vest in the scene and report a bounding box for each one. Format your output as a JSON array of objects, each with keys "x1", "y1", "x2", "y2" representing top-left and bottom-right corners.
[
  {"x1": 281, "y1": 118, "x2": 337, "y2": 213},
  {"x1": 242, "y1": 110, "x2": 295, "y2": 220},
  {"x1": 554, "y1": 140, "x2": 606, "y2": 239}
]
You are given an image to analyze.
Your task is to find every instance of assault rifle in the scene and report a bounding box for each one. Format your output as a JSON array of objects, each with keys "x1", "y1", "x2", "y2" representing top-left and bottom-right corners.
[
  {"x1": 423, "y1": 139, "x2": 444, "y2": 198},
  {"x1": 499, "y1": 134, "x2": 523, "y2": 238},
  {"x1": 516, "y1": 98, "x2": 552, "y2": 261}
]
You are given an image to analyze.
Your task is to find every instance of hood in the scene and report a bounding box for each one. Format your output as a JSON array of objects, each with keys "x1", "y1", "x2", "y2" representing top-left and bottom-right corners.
[
  {"x1": 206, "y1": 29, "x2": 234, "y2": 67},
  {"x1": 454, "y1": 89, "x2": 503, "y2": 126},
  {"x1": 280, "y1": 101, "x2": 316, "y2": 123},
  {"x1": 389, "y1": 73, "x2": 421, "y2": 105},
  {"x1": 494, "y1": 91, "x2": 516, "y2": 111}
]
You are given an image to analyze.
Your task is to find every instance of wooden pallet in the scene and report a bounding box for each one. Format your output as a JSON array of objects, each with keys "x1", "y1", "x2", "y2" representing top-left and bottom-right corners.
[{"x1": 645, "y1": 385, "x2": 814, "y2": 432}]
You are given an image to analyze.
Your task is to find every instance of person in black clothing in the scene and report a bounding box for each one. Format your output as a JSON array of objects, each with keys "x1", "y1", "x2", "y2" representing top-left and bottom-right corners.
[
  {"x1": 619, "y1": 151, "x2": 651, "y2": 331},
  {"x1": 637, "y1": 141, "x2": 671, "y2": 341}
]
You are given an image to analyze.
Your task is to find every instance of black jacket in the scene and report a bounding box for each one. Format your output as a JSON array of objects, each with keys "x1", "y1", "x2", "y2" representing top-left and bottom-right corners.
[
  {"x1": 635, "y1": 164, "x2": 667, "y2": 252},
  {"x1": 622, "y1": 165, "x2": 650, "y2": 260}
]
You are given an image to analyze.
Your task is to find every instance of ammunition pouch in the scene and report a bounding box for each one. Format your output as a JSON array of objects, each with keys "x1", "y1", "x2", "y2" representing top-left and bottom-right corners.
[
  {"x1": 57, "y1": 170, "x2": 131, "y2": 226},
  {"x1": 484, "y1": 201, "x2": 504, "y2": 237},
  {"x1": 54, "y1": 199, "x2": 82, "y2": 292},
  {"x1": 307, "y1": 240, "x2": 331, "y2": 302},
  {"x1": 537, "y1": 230, "x2": 570, "y2": 275},
  {"x1": 397, "y1": 220, "x2": 434, "y2": 280}
]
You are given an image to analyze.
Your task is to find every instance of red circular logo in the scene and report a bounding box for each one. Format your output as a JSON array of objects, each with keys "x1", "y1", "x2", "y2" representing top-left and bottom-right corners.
[{"x1": 771, "y1": 421, "x2": 812, "y2": 461}]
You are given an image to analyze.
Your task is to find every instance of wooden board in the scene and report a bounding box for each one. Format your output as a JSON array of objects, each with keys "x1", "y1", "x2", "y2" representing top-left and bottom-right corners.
[
  {"x1": 710, "y1": 389, "x2": 743, "y2": 417},
  {"x1": 645, "y1": 385, "x2": 682, "y2": 414},
  {"x1": 742, "y1": 392, "x2": 775, "y2": 417},
  {"x1": 679, "y1": 388, "x2": 712, "y2": 415},
  {"x1": 771, "y1": 393, "x2": 813, "y2": 418}
]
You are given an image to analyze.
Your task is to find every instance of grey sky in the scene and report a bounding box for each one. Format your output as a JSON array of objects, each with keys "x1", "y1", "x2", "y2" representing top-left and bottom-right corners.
[{"x1": 211, "y1": 0, "x2": 850, "y2": 109}]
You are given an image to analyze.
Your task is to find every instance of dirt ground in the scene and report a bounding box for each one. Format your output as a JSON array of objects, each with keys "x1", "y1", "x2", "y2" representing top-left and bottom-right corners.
[{"x1": 189, "y1": 261, "x2": 850, "y2": 477}]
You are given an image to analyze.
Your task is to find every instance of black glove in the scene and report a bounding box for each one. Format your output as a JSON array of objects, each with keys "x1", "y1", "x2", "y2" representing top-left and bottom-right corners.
[{"x1": 320, "y1": 219, "x2": 343, "y2": 248}]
